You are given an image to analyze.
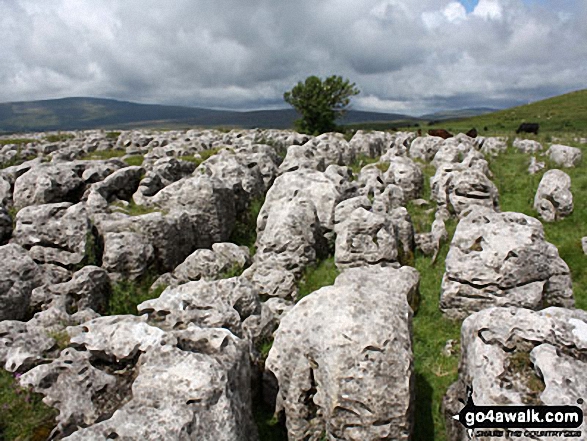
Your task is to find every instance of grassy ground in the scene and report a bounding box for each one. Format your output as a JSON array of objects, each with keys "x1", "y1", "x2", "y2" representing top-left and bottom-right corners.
[{"x1": 0, "y1": 370, "x2": 58, "y2": 440}]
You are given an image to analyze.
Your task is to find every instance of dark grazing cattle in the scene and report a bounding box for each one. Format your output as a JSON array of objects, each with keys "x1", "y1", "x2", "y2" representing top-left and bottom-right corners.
[
  {"x1": 465, "y1": 128, "x2": 478, "y2": 138},
  {"x1": 428, "y1": 129, "x2": 453, "y2": 139},
  {"x1": 516, "y1": 123, "x2": 539, "y2": 135}
]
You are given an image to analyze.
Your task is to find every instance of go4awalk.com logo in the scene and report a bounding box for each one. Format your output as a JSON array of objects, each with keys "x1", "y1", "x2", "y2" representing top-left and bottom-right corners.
[{"x1": 453, "y1": 387, "x2": 584, "y2": 438}]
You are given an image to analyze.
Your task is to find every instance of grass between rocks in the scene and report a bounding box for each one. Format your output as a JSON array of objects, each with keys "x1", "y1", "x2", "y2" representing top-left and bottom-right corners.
[
  {"x1": 123, "y1": 155, "x2": 144, "y2": 166},
  {"x1": 106, "y1": 275, "x2": 167, "y2": 316},
  {"x1": 111, "y1": 200, "x2": 161, "y2": 217},
  {"x1": 181, "y1": 147, "x2": 222, "y2": 167},
  {"x1": 230, "y1": 196, "x2": 265, "y2": 255},
  {"x1": 79, "y1": 149, "x2": 126, "y2": 160},
  {"x1": 45, "y1": 133, "x2": 74, "y2": 143},
  {"x1": 0, "y1": 138, "x2": 36, "y2": 146},
  {"x1": 0, "y1": 369, "x2": 58, "y2": 441},
  {"x1": 296, "y1": 256, "x2": 339, "y2": 300}
]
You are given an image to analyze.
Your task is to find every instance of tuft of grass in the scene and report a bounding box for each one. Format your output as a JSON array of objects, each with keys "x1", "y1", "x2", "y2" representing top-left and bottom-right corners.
[
  {"x1": 106, "y1": 275, "x2": 166, "y2": 316},
  {"x1": 79, "y1": 149, "x2": 126, "y2": 161},
  {"x1": 229, "y1": 196, "x2": 265, "y2": 255},
  {"x1": 0, "y1": 369, "x2": 58, "y2": 441},
  {"x1": 111, "y1": 200, "x2": 160, "y2": 217},
  {"x1": 253, "y1": 399, "x2": 287, "y2": 441},
  {"x1": 181, "y1": 147, "x2": 222, "y2": 167},
  {"x1": 0, "y1": 138, "x2": 36, "y2": 146},
  {"x1": 296, "y1": 256, "x2": 339, "y2": 300},
  {"x1": 46, "y1": 133, "x2": 74, "y2": 143},
  {"x1": 123, "y1": 155, "x2": 144, "y2": 166},
  {"x1": 47, "y1": 330, "x2": 70, "y2": 351},
  {"x1": 219, "y1": 263, "x2": 246, "y2": 279},
  {"x1": 348, "y1": 154, "x2": 381, "y2": 175},
  {"x1": 105, "y1": 131, "x2": 121, "y2": 140}
]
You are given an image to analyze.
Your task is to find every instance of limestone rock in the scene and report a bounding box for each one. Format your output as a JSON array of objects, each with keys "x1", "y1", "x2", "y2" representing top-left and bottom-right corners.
[
  {"x1": 258, "y1": 168, "x2": 344, "y2": 233},
  {"x1": 63, "y1": 326, "x2": 257, "y2": 441},
  {"x1": 0, "y1": 204, "x2": 12, "y2": 243},
  {"x1": 409, "y1": 136, "x2": 444, "y2": 162},
  {"x1": 254, "y1": 196, "x2": 324, "y2": 276},
  {"x1": 546, "y1": 144, "x2": 582, "y2": 168},
  {"x1": 13, "y1": 163, "x2": 84, "y2": 209},
  {"x1": 138, "y1": 277, "x2": 261, "y2": 337},
  {"x1": 479, "y1": 137, "x2": 507, "y2": 157},
  {"x1": 266, "y1": 266, "x2": 418, "y2": 441},
  {"x1": 383, "y1": 156, "x2": 423, "y2": 200},
  {"x1": 444, "y1": 307, "x2": 587, "y2": 441},
  {"x1": 31, "y1": 266, "x2": 111, "y2": 314},
  {"x1": 241, "y1": 263, "x2": 298, "y2": 301},
  {"x1": 334, "y1": 207, "x2": 398, "y2": 269},
  {"x1": 534, "y1": 169, "x2": 573, "y2": 222},
  {"x1": 11, "y1": 202, "x2": 90, "y2": 266},
  {"x1": 0, "y1": 243, "x2": 42, "y2": 321},
  {"x1": 513, "y1": 138, "x2": 542, "y2": 153},
  {"x1": 440, "y1": 209, "x2": 574, "y2": 319},
  {"x1": 102, "y1": 231, "x2": 155, "y2": 281},
  {"x1": 528, "y1": 156, "x2": 545, "y2": 174}
]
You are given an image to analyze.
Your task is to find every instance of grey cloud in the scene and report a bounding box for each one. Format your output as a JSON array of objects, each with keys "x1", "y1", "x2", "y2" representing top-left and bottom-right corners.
[{"x1": 0, "y1": 0, "x2": 585, "y2": 114}]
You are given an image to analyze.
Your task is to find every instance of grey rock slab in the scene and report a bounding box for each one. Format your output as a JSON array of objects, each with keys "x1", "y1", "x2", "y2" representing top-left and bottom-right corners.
[
  {"x1": 440, "y1": 209, "x2": 574, "y2": 319},
  {"x1": 13, "y1": 163, "x2": 84, "y2": 209},
  {"x1": 138, "y1": 277, "x2": 261, "y2": 337},
  {"x1": 334, "y1": 207, "x2": 398, "y2": 269},
  {"x1": 513, "y1": 138, "x2": 543, "y2": 153},
  {"x1": 0, "y1": 243, "x2": 42, "y2": 321},
  {"x1": 266, "y1": 265, "x2": 418, "y2": 441},
  {"x1": 11, "y1": 202, "x2": 90, "y2": 266}
]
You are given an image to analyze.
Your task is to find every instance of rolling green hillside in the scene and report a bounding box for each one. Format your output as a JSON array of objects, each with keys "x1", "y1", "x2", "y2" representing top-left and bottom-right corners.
[{"x1": 428, "y1": 89, "x2": 587, "y2": 135}]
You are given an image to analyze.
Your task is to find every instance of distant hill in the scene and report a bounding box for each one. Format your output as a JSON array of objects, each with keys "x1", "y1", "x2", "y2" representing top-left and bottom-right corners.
[
  {"x1": 0, "y1": 97, "x2": 419, "y2": 133},
  {"x1": 425, "y1": 89, "x2": 587, "y2": 134}
]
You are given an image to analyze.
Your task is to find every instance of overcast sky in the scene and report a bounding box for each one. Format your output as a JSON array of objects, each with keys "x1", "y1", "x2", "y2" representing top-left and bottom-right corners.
[{"x1": 0, "y1": 0, "x2": 585, "y2": 115}]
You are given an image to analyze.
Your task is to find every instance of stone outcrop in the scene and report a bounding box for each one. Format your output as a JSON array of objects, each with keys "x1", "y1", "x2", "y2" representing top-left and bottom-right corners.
[
  {"x1": 440, "y1": 209, "x2": 574, "y2": 319},
  {"x1": 265, "y1": 266, "x2": 418, "y2": 441},
  {"x1": 11, "y1": 202, "x2": 91, "y2": 267},
  {"x1": 13, "y1": 163, "x2": 85, "y2": 209},
  {"x1": 513, "y1": 138, "x2": 543, "y2": 153}
]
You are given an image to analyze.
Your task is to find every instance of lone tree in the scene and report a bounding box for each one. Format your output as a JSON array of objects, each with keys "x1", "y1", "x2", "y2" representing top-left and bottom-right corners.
[{"x1": 284, "y1": 75, "x2": 360, "y2": 135}]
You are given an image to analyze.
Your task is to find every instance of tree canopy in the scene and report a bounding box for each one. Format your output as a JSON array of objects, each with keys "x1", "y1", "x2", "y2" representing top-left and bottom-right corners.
[{"x1": 283, "y1": 75, "x2": 360, "y2": 135}]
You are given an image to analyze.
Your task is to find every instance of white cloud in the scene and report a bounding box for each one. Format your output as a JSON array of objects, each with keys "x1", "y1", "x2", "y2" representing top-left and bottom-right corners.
[
  {"x1": 444, "y1": 2, "x2": 467, "y2": 22},
  {"x1": 472, "y1": 0, "x2": 504, "y2": 20}
]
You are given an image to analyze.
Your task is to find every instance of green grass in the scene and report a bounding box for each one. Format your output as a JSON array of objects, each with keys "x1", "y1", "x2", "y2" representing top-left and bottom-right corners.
[
  {"x1": 412, "y1": 220, "x2": 460, "y2": 441},
  {"x1": 488, "y1": 138, "x2": 587, "y2": 310},
  {"x1": 105, "y1": 131, "x2": 121, "y2": 140},
  {"x1": 111, "y1": 200, "x2": 160, "y2": 216},
  {"x1": 0, "y1": 370, "x2": 58, "y2": 441},
  {"x1": 123, "y1": 155, "x2": 144, "y2": 166},
  {"x1": 296, "y1": 256, "x2": 339, "y2": 300},
  {"x1": 106, "y1": 275, "x2": 167, "y2": 316},
  {"x1": 79, "y1": 149, "x2": 126, "y2": 160},
  {"x1": 411, "y1": 89, "x2": 587, "y2": 137},
  {"x1": 181, "y1": 147, "x2": 222, "y2": 167},
  {"x1": 348, "y1": 154, "x2": 382, "y2": 175},
  {"x1": 45, "y1": 133, "x2": 74, "y2": 143},
  {"x1": 0, "y1": 138, "x2": 36, "y2": 146},
  {"x1": 229, "y1": 196, "x2": 265, "y2": 254}
]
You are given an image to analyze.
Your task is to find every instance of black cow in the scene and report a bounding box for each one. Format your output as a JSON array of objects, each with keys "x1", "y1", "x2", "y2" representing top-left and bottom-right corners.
[
  {"x1": 465, "y1": 128, "x2": 478, "y2": 138},
  {"x1": 516, "y1": 123, "x2": 539, "y2": 135}
]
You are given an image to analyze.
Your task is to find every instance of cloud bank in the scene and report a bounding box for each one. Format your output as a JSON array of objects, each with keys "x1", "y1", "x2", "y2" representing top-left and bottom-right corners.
[{"x1": 0, "y1": 0, "x2": 585, "y2": 114}]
